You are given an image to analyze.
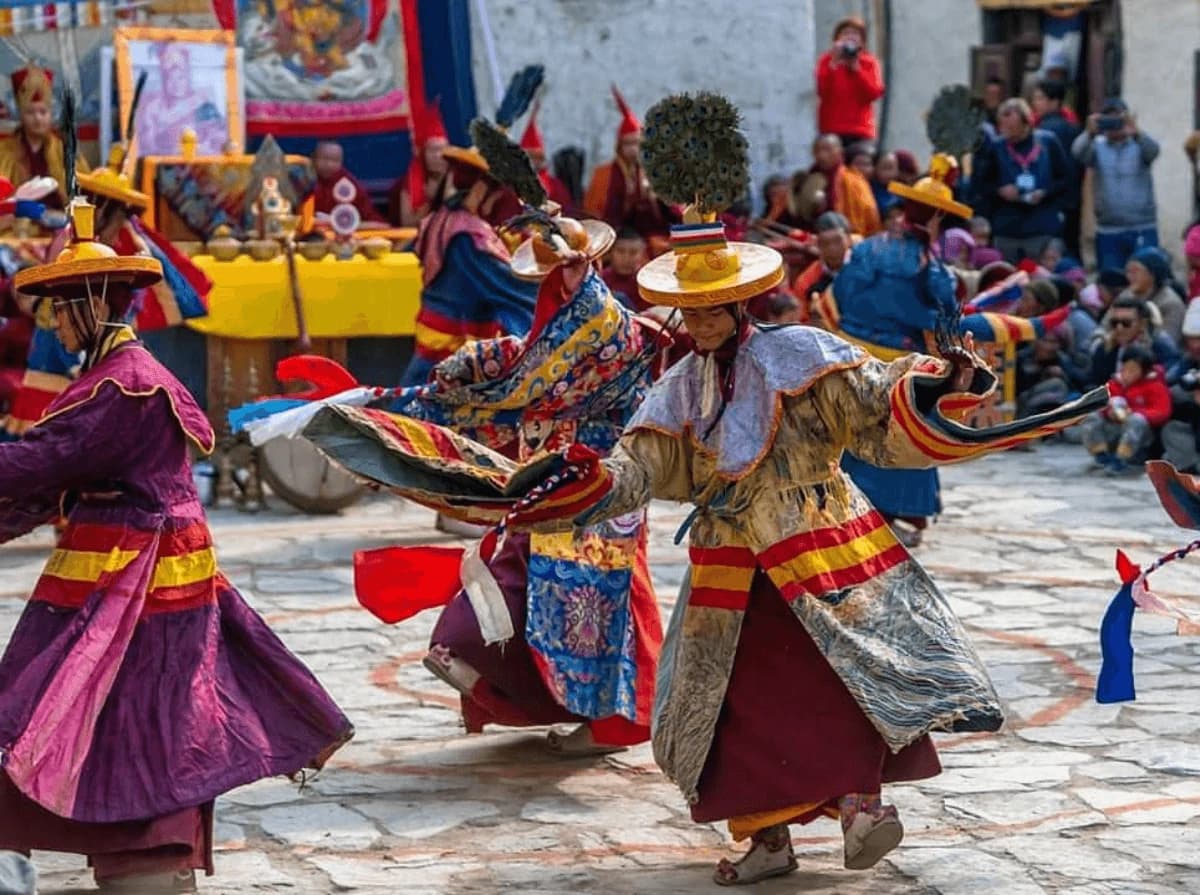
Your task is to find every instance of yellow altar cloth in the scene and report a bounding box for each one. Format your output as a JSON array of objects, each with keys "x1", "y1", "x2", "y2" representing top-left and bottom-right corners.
[{"x1": 186, "y1": 252, "x2": 422, "y2": 339}]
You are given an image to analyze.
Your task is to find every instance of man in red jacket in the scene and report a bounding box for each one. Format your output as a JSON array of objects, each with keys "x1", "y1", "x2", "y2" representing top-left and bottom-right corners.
[
  {"x1": 815, "y1": 16, "x2": 885, "y2": 146},
  {"x1": 1083, "y1": 344, "x2": 1172, "y2": 476}
]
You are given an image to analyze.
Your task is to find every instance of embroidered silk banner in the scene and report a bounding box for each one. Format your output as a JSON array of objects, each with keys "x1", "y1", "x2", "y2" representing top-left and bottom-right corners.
[{"x1": 211, "y1": 0, "x2": 407, "y2": 137}]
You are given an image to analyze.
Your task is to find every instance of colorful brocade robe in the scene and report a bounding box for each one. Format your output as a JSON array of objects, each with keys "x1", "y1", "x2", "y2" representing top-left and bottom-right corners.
[
  {"x1": 401, "y1": 201, "x2": 537, "y2": 386},
  {"x1": 301, "y1": 268, "x2": 661, "y2": 724},
  {"x1": 574, "y1": 324, "x2": 1105, "y2": 803}
]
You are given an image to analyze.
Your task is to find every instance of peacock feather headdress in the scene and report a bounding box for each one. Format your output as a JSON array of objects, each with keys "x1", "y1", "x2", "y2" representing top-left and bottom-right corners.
[
  {"x1": 641, "y1": 92, "x2": 749, "y2": 217},
  {"x1": 926, "y1": 84, "x2": 985, "y2": 159},
  {"x1": 635, "y1": 92, "x2": 782, "y2": 308},
  {"x1": 470, "y1": 117, "x2": 545, "y2": 208}
]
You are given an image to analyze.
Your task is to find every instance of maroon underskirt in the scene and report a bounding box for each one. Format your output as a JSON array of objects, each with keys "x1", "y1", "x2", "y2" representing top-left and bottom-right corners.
[
  {"x1": 691, "y1": 572, "x2": 941, "y2": 824},
  {"x1": 431, "y1": 531, "x2": 582, "y2": 727},
  {"x1": 0, "y1": 773, "x2": 212, "y2": 880}
]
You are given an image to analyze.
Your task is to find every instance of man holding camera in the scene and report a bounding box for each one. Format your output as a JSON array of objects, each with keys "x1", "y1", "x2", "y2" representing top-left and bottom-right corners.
[
  {"x1": 1072, "y1": 98, "x2": 1160, "y2": 272},
  {"x1": 815, "y1": 16, "x2": 885, "y2": 146}
]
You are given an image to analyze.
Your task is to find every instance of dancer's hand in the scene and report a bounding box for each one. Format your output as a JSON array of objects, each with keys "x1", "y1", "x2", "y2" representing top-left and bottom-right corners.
[
  {"x1": 942, "y1": 333, "x2": 980, "y2": 391},
  {"x1": 560, "y1": 248, "x2": 591, "y2": 294}
]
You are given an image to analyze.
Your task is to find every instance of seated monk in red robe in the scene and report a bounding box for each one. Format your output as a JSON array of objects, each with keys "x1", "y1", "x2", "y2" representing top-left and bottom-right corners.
[
  {"x1": 587, "y1": 85, "x2": 678, "y2": 255},
  {"x1": 601, "y1": 228, "x2": 648, "y2": 312},
  {"x1": 794, "y1": 134, "x2": 881, "y2": 237},
  {"x1": 311, "y1": 140, "x2": 385, "y2": 225}
]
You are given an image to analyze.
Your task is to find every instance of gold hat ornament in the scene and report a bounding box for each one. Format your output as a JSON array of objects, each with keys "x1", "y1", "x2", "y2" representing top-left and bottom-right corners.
[
  {"x1": 635, "y1": 92, "x2": 783, "y2": 308},
  {"x1": 76, "y1": 145, "x2": 150, "y2": 212},
  {"x1": 15, "y1": 198, "x2": 161, "y2": 295},
  {"x1": 77, "y1": 71, "x2": 151, "y2": 211},
  {"x1": 14, "y1": 85, "x2": 160, "y2": 295},
  {"x1": 888, "y1": 153, "x2": 973, "y2": 219},
  {"x1": 510, "y1": 215, "x2": 615, "y2": 280}
]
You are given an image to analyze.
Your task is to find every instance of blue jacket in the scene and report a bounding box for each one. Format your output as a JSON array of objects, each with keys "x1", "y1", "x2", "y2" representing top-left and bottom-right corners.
[
  {"x1": 833, "y1": 233, "x2": 956, "y2": 351},
  {"x1": 973, "y1": 129, "x2": 1070, "y2": 239},
  {"x1": 1036, "y1": 110, "x2": 1083, "y2": 209}
]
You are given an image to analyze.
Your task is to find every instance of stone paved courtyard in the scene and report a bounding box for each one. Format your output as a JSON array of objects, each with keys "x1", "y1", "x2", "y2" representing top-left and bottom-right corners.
[{"x1": 4, "y1": 442, "x2": 1200, "y2": 894}]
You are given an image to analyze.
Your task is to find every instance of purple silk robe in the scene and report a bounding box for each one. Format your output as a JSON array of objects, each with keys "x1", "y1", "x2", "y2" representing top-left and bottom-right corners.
[{"x1": 0, "y1": 335, "x2": 352, "y2": 875}]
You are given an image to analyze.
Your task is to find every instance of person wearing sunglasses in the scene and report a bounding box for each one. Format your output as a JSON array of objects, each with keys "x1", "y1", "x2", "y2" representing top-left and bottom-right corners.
[{"x1": 1089, "y1": 295, "x2": 1180, "y2": 388}]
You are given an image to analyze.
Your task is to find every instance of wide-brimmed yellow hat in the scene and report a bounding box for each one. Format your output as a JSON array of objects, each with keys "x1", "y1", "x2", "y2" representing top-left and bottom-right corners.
[
  {"x1": 77, "y1": 168, "x2": 149, "y2": 212},
  {"x1": 636, "y1": 218, "x2": 784, "y2": 308},
  {"x1": 15, "y1": 198, "x2": 162, "y2": 296},
  {"x1": 442, "y1": 144, "x2": 490, "y2": 174},
  {"x1": 76, "y1": 144, "x2": 150, "y2": 211},
  {"x1": 511, "y1": 218, "x2": 615, "y2": 280},
  {"x1": 888, "y1": 153, "x2": 973, "y2": 218}
]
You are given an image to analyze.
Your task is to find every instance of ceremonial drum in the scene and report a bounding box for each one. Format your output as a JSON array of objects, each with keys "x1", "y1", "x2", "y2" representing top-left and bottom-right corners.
[{"x1": 258, "y1": 434, "x2": 365, "y2": 514}]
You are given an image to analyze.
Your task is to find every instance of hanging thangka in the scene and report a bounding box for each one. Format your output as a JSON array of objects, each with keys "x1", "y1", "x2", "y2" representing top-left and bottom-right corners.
[{"x1": 211, "y1": 0, "x2": 406, "y2": 140}]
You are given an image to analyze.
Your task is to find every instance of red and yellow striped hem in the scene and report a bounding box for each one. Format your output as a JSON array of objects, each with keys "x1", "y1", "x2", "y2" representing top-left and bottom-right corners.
[
  {"x1": 689, "y1": 545, "x2": 755, "y2": 610},
  {"x1": 759, "y1": 510, "x2": 907, "y2": 600},
  {"x1": 891, "y1": 374, "x2": 1056, "y2": 462}
]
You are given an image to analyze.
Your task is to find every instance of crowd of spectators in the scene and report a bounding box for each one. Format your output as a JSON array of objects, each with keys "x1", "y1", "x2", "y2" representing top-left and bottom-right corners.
[
  {"x1": 774, "y1": 19, "x2": 1200, "y2": 478},
  {"x1": 355, "y1": 11, "x2": 1200, "y2": 480}
]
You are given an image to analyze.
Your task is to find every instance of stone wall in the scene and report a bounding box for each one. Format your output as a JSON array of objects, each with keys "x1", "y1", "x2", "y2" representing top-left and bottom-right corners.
[
  {"x1": 469, "y1": 0, "x2": 817, "y2": 210},
  {"x1": 881, "y1": 6, "x2": 980, "y2": 164},
  {"x1": 1121, "y1": 0, "x2": 1198, "y2": 259}
]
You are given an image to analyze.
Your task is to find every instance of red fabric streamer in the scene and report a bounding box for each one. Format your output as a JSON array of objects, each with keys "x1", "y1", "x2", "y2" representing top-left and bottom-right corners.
[
  {"x1": 355, "y1": 545, "x2": 465, "y2": 624},
  {"x1": 211, "y1": 0, "x2": 235, "y2": 29},
  {"x1": 1115, "y1": 549, "x2": 1141, "y2": 585},
  {"x1": 275, "y1": 355, "x2": 359, "y2": 400}
]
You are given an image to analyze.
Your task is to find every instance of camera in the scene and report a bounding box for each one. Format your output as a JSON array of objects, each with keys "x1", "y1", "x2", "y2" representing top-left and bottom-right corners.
[
  {"x1": 839, "y1": 42, "x2": 861, "y2": 58},
  {"x1": 1098, "y1": 115, "x2": 1124, "y2": 132}
]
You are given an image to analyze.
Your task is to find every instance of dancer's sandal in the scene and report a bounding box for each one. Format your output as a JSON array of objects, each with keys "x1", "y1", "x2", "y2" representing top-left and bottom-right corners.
[
  {"x1": 97, "y1": 870, "x2": 197, "y2": 893},
  {"x1": 843, "y1": 804, "x2": 904, "y2": 870},
  {"x1": 713, "y1": 823, "x2": 798, "y2": 886},
  {"x1": 422, "y1": 645, "x2": 481, "y2": 696},
  {"x1": 546, "y1": 724, "x2": 628, "y2": 757}
]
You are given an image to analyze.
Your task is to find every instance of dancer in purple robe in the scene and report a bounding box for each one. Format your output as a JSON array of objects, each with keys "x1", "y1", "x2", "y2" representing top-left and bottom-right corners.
[{"x1": 0, "y1": 198, "x2": 352, "y2": 893}]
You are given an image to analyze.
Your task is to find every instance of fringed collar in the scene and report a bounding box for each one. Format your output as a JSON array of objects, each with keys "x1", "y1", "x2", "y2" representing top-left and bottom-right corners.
[{"x1": 629, "y1": 325, "x2": 866, "y2": 479}]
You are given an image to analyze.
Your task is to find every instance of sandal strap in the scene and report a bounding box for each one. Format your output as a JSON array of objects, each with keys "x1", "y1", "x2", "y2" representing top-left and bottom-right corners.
[{"x1": 750, "y1": 822, "x2": 792, "y2": 852}]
